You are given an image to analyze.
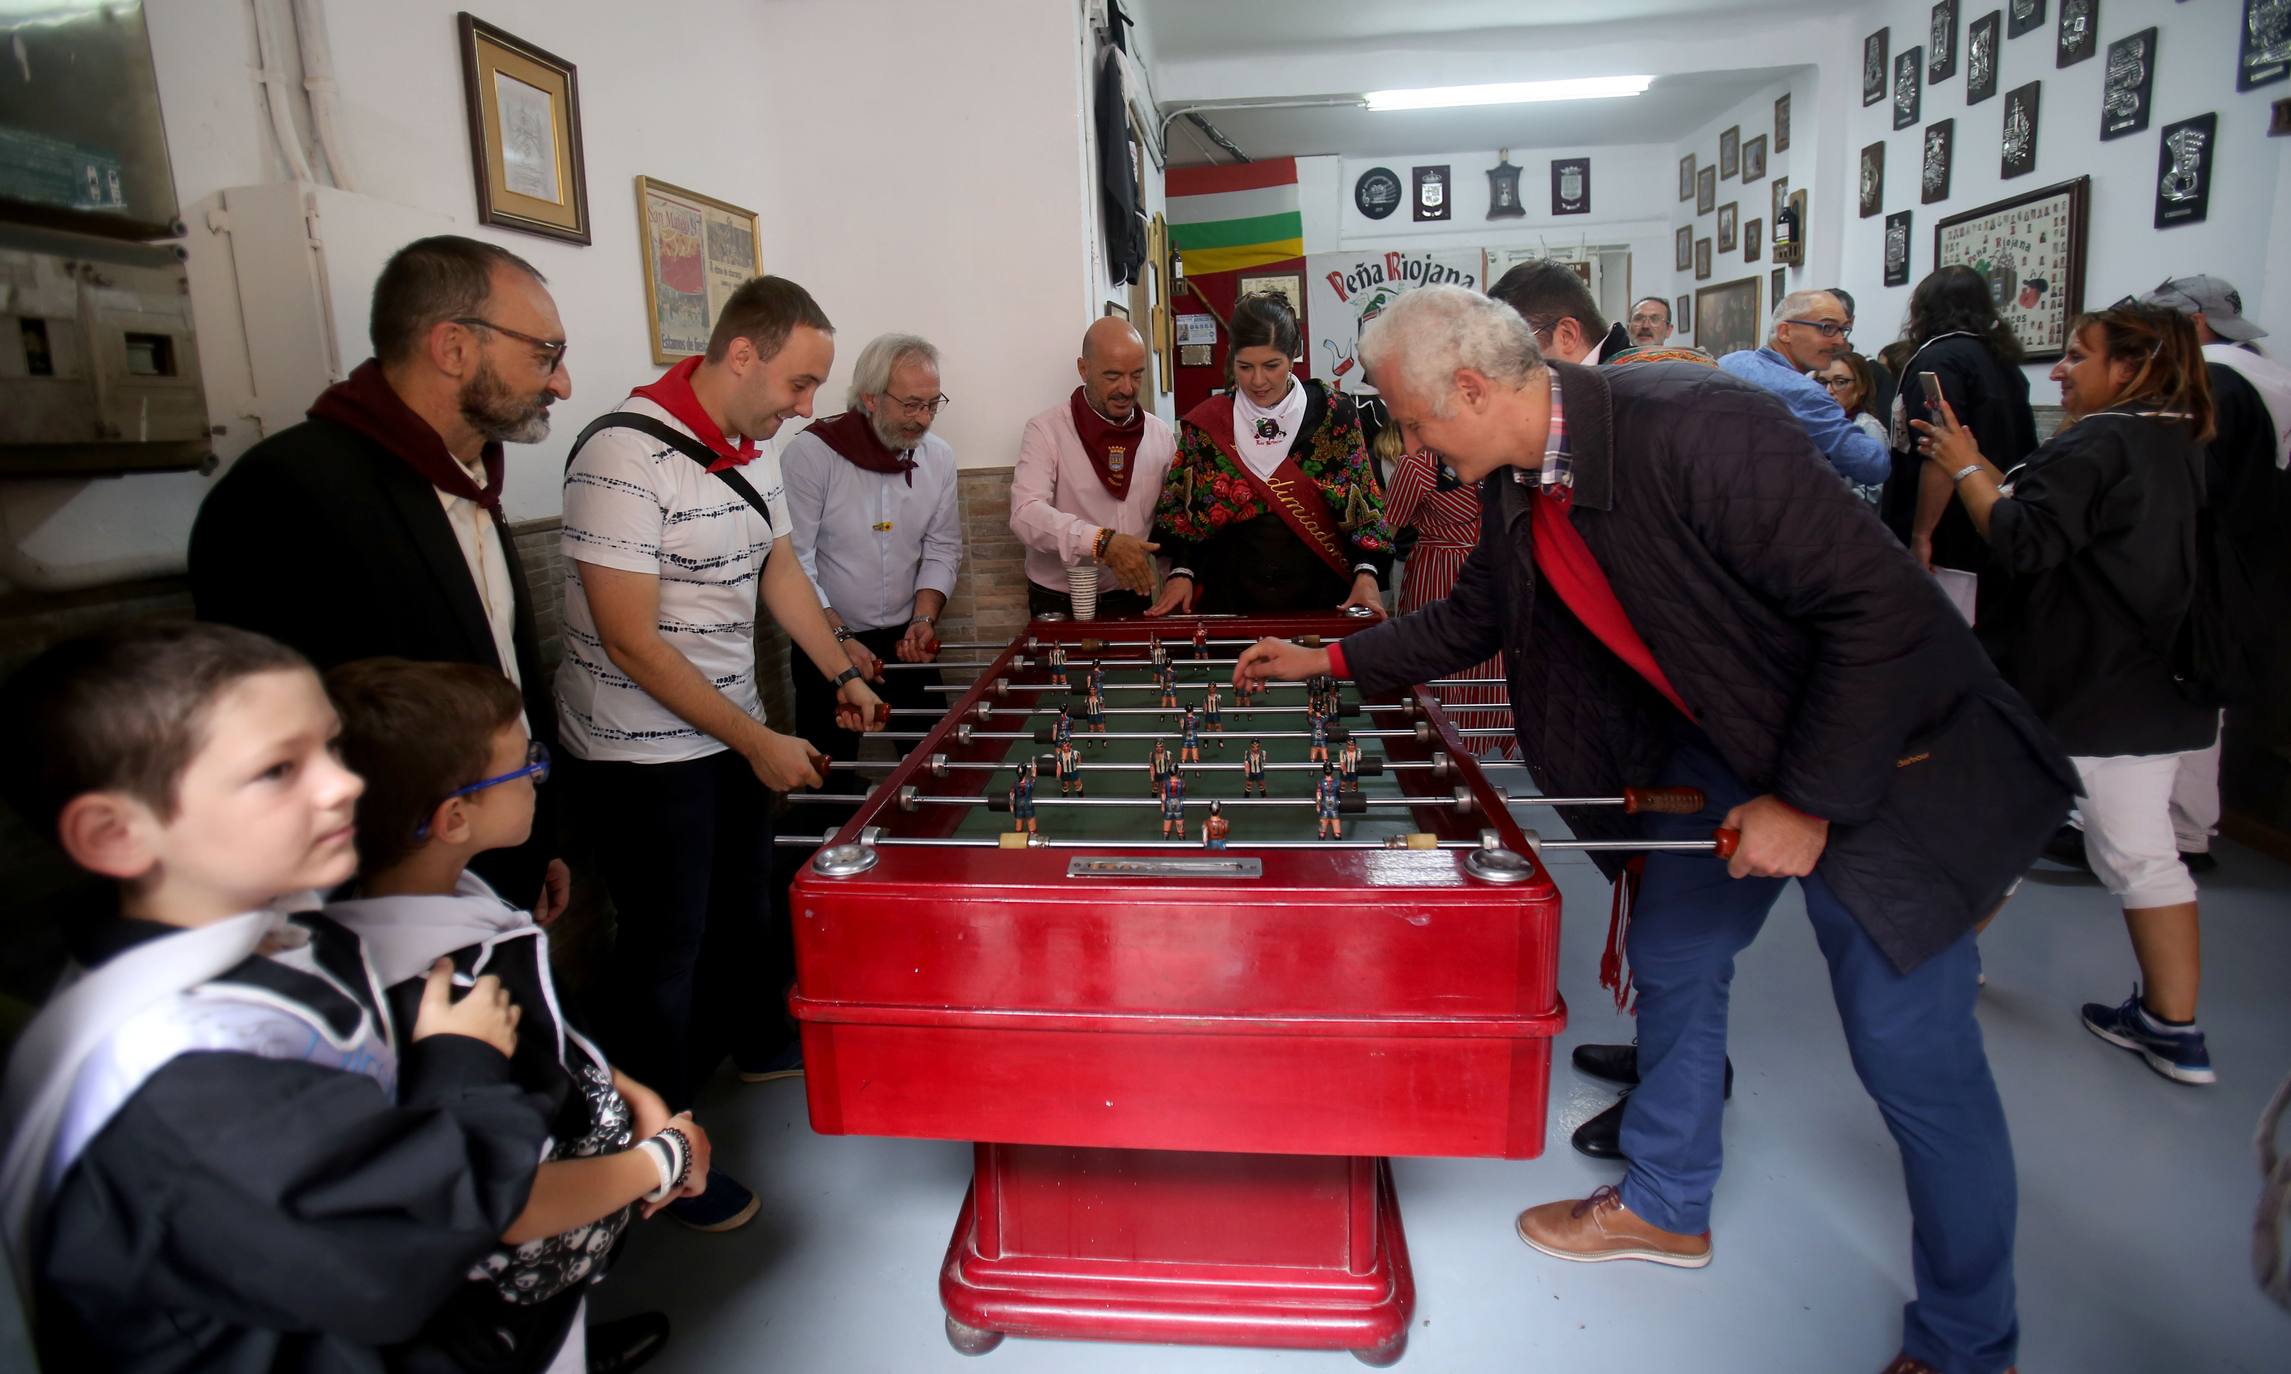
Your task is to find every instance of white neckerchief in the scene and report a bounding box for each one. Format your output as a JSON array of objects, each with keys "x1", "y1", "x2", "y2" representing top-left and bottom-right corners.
[
  {"x1": 2203, "y1": 342, "x2": 2291, "y2": 470},
  {"x1": 1232, "y1": 379, "x2": 1307, "y2": 481}
]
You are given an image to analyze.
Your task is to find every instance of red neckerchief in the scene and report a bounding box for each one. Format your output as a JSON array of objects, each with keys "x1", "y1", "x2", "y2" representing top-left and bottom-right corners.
[
  {"x1": 1068, "y1": 386, "x2": 1144, "y2": 499},
  {"x1": 1528, "y1": 485, "x2": 1693, "y2": 719},
  {"x1": 308, "y1": 359, "x2": 502, "y2": 507},
  {"x1": 629, "y1": 356, "x2": 756, "y2": 473},
  {"x1": 805, "y1": 410, "x2": 916, "y2": 486}
]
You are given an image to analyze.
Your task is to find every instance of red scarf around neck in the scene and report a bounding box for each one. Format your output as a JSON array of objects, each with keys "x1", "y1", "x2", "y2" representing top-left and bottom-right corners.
[
  {"x1": 1068, "y1": 386, "x2": 1145, "y2": 499},
  {"x1": 806, "y1": 409, "x2": 916, "y2": 486},
  {"x1": 308, "y1": 359, "x2": 503, "y2": 508},
  {"x1": 629, "y1": 355, "x2": 757, "y2": 472}
]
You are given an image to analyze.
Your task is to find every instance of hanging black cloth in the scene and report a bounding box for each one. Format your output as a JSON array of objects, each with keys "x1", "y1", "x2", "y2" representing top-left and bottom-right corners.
[{"x1": 1097, "y1": 46, "x2": 1146, "y2": 286}]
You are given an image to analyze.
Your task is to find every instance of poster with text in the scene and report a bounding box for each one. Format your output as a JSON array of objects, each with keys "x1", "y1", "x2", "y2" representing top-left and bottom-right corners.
[{"x1": 1306, "y1": 248, "x2": 1485, "y2": 392}]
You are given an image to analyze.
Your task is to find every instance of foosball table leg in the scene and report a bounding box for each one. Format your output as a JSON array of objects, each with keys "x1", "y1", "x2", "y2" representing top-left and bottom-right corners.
[
  {"x1": 1351, "y1": 1332, "x2": 1407, "y2": 1367},
  {"x1": 945, "y1": 1314, "x2": 1004, "y2": 1357}
]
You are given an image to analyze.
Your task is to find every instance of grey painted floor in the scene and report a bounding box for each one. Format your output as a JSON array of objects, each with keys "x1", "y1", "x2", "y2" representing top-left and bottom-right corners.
[{"x1": 592, "y1": 841, "x2": 2291, "y2": 1373}]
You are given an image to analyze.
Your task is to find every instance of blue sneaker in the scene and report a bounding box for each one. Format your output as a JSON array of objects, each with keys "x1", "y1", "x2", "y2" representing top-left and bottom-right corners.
[
  {"x1": 2081, "y1": 988, "x2": 2215, "y2": 1085},
  {"x1": 667, "y1": 1171, "x2": 761, "y2": 1232}
]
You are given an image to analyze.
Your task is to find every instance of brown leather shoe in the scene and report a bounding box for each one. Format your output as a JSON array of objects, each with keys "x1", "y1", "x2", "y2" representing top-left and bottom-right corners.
[
  {"x1": 1879, "y1": 1357, "x2": 2017, "y2": 1374},
  {"x1": 1514, "y1": 1185, "x2": 1711, "y2": 1268}
]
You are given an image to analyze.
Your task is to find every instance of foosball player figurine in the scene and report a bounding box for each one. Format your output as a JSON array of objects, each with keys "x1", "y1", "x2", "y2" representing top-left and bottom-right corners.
[
  {"x1": 1156, "y1": 659, "x2": 1180, "y2": 709},
  {"x1": 1179, "y1": 706, "x2": 1202, "y2": 763},
  {"x1": 1160, "y1": 765, "x2": 1187, "y2": 839},
  {"x1": 1338, "y1": 736, "x2": 1363, "y2": 793},
  {"x1": 1203, "y1": 799, "x2": 1229, "y2": 849},
  {"x1": 1192, "y1": 623, "x2": 1209, "y2": 659},
  {"x1": 1315, "y1": 764, "x2": 1343, "y2": 840},
  {"x1": 1047, "y1": 642, "x2": 1068, "y2": 687},
  {"x1": 1307, "y1": 710, "x2": 1330, "y2": 763},
  {"x1": 1148, "y1": 634, "x2": 1168, "y2": 670},
  {"x1": 1009, "y1": 760, "x2": 1040, "y2": 835},
  {"x1": 1243, "y1": 739, "x2": 1268, "y2": 796},
  {"x1": 1053, "y1": 739, "x2": 1084, "y2": 796},
  {"x1": 1201, "y1": 683, "x2": 1224, "y2": 744},
  {"x1": 1088, "y1": 659, "x2": 1105, "y2": 698},
  {"x1": 1084, "y1": 686, "x2": 1107, "y2": 746},
  {"x1": 1149, "y1": 738, "x2": 1174, "y2": 794},
  {"x1": 1052, "y1": 705, "x2": 1073, "y2": 750}
]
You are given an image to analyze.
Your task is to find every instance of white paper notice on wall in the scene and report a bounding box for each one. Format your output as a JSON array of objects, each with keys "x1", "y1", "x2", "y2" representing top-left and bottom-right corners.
[{"x1": 1176, "y1": 313, "x2": 1218, "y2": 347}]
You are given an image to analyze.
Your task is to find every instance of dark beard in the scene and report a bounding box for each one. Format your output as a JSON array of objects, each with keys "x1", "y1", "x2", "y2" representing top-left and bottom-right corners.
[{"x1": 459, "y1": 359, "x2": 552, "y2": 444}]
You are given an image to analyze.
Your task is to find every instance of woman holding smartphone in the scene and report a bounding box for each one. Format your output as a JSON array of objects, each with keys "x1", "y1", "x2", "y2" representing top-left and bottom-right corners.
[{"x1": 1914, "y1": 301, "x2": 2218, "y2": 1086}]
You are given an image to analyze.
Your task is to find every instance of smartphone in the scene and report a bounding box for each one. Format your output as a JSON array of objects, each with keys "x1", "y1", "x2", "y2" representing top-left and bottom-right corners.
[{"x1": 1920, "y1": 371, "x2": 1946, "y2": 416}]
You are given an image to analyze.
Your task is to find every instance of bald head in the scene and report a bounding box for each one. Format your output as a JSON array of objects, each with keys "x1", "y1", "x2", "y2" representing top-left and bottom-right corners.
[
  {"x1": 1768, "y1": 289, "x2": 1852, "y2": 370},
  {"x1": 1078, "y1": 317, "x2": 1149, "y2": 422}
]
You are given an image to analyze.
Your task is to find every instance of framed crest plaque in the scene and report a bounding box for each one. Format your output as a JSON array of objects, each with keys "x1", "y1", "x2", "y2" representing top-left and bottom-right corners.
[
  {"x1": 1864, "y1": 28, "x2": 1890, "y2": 106},
  {"x1": 2154, "y1": 113, "x2": 2216, "y2": 228},
  {"x1": 1413, "y1": 165, "x2": 1451, "y2": 221},
  {"x1": 2240, "y1": 0, "x2": 2291, "y2": 90},
  {"x1": 1922, "y1": 119, "x2": 1955, "y2": 204},
  {"x1": 1550, "y1": 157, "x2": 1591, "y2": 216},
  {"x1": 2003, "y1": 81, "x2": 2042, "y2": 177},
  {"x1": 1884, "y1": 210, "x2": 1914, "y2": 288},
  {"x1": 1895, "y1": 46, "x2": 1924, "y2": 129},
  {"x1": 2057, "y1": 0, "x2": 2096, "y2": 67},
  {"x1": 1929, "y1": 0, "x2": 1960, "y2": 82},
  {"x1": 2009, "y1": 0, "x2": 2046, "y2": 39},
  {"x1": 1968, "y1": 11, "x2": 2001, "y2": 103},
  {"x1": 2100, "y1": 28, "x2": 2157, "y2": 140},
  {"x1": 1860, "y1": 142, "x2": 1885, "y2": 218}
]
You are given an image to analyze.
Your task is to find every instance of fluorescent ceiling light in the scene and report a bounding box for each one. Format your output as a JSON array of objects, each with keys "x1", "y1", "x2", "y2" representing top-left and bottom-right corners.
[{"x1": 1364, "y1": 76, "x2": 1655, "y2": 112}]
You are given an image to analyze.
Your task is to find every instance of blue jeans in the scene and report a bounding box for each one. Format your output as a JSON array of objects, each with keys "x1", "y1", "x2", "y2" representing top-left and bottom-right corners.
[{"x1": 1616, "y1": 737, "x2": 2018, "y2": 1374}]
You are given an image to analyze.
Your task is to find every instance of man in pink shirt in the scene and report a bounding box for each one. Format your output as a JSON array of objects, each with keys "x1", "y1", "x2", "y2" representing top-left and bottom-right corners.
[{"x1": 1010, "y1": 319, "x2": 1178, "y2": 617}]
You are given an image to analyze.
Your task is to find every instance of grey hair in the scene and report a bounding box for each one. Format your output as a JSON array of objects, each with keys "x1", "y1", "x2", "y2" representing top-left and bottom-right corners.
[
  {"x1": 1357, "y1": 285, "x2": 1545, "y2": 418},
  {"x1": 845, "y1": 333, "x2": 940, "y2": 409},
  {"x1": 1770, "y1": 289, "x2": 1838, "y2": 335}
]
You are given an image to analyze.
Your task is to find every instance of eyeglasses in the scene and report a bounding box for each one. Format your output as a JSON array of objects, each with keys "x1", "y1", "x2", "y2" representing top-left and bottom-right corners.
[
  {"x1": 453, "y1": 317, "x2": 569, "y2": 374},
  {"x1": 1819, "y1": 375, "x2": 1855, "y2": 390},
  {"x1": 1784, "y1": 318, "x2": 1852, "y2": 338},
  {"x1": 882, "y1": 392, "x2": 951, "y2": 417},
  {"x1": 414, "y1": 740, "x2": 551, "y2": 838}
]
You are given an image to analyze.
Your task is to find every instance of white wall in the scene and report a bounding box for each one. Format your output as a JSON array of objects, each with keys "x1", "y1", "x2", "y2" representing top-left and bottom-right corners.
[
  {"x1": 4, "y1": 0, "x2": 1101, "y2": 590},
  {"x1": 1830, "y1": 0, "x2": 2287, "y2": 388},
  {"x1": 1663, "y1": 72, "x2": 1817, "y2": 349}
]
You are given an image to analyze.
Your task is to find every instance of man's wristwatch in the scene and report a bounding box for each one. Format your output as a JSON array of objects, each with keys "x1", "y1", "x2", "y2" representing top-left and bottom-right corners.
[{"x1": 831, "y1": 625, "x2": 853, "y2": 643}]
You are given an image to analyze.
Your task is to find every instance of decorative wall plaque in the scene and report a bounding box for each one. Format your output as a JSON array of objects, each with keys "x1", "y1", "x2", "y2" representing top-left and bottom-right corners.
[
  {"x1": 1895, "y1": 46, "x2": 1924, "y2": 129},
  {"x1": 1354, "y1": 166, "x2": 1402, "y2": 220},
  {"x1": 1486, "y1": 152, "x2": 1525, "y2": 218},
  {"x1": 2155, "y1": 112, "x2": 2216, "y2": 227},
  {"x1": 2100, "y1": 28, "x2": 2157, "y2": 140},
  {"x1": 1550, "y1": 157, "x2": 1591, "y2": 216},
  {"x1": 2002, "y1": 81, "x2": 2041, "y2": 178},
  {"x1": 1884, "y1": 210, "x2": 1914, "y2": 287},
  {"x1": 1413, "y1": 165, "x2": 1451, "y2": 221},
  {"x1": 1969, "y1": 11, "x2": 2001, "y2": 103}
]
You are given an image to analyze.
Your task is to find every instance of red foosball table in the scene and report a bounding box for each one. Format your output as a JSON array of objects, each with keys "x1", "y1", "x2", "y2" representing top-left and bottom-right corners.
[{"x1": 783, "y1": 613, "x2": 1728, "y2": 1365}]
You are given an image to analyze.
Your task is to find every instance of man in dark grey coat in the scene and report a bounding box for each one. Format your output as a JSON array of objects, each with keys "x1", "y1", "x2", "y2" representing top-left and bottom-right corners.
[{"x1": 1235, "y1": 285, "x2": 2071, "y2": 1374}]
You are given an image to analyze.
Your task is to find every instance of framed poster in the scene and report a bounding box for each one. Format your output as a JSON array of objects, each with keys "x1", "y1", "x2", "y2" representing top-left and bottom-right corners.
[
  {"x1": 1745, "y1": 217, "x2": 1763, "y2": 263},
  {"x1": 1694, "y1": 276, "x2": 1762, "y2": 360},
  {"x1": 2241, "y1": 0, "x2": 2291, "y2": 90},
  {"x1": 1770, "y1": 266, "x2": 1788, "y2": 307},
  {"x1": 1895, "y1": 46, "x2": 1924, "y2": 129},
  {"x1": 1933, "y1": 176, "x2": 2090, "y2": 358},
  {"x1": 1695, "y1": 236, "x2": 1713, "y2": 281},
  {"x1": 2003, "y1": 80, "x2": 2042, "y2": 177},
  {"x1": 635, "y1": 176, "x2": 759, "y2": 363},
  {"x1": 1679, "y1": 153, "x2": 1696, "y2": 202},
  {"x1": 1884, "y1": 210, "x2": 1914, "y2": 287},
  {"x1": 1238, "y1": 273, "x2": 1303, "y2": 312},
  {"x1": 1922, "y1": 119, "x2": 1955, "y2": 204},
  {"x1": 458, "y1": 14, "x2": 591, "y2": 244},
  {"x1": 2100, "y1": 28, "x2": 2157, "y2": 140},
  {"x1": 1697, "y1": 164, "x2": 1717, "y2": 215},
  {"x1": 1860, "y1": 141, "x2": 1886, "y2": 218},
  {"x1": 1676, "y1": 225, "x2": 1694, "y2": 270},
  {"x1": 1720, "y1": 125, "x2": 1741, "y2": 179},
  {"x1": 1742, "y1": 135, "x2": 1768, "y2": 184},
  {"x1": 1774, "y1": 93, "x2": 1792, "y2": 151},
  {"x1": 1717, "y1": 202, "x2": 1738, "y2": 252},
  {"x1": 1864, "y1": 28, "x2": 1890, "y2": 106},
  {"x1": 2057, "y1": 0, "x2": 2097, "y2": 68},
  {"x1": 1930, "y1": 1, "x2": 1960, "y2": 81},
  {"x1": 2155, "y1": 113, "x2": 2216, "y2": 228},
  {"x1": 1676, "y1": 294, "x2": 1692, "y2": 333},
  {"x1": 1969, "y1": 12, "x2": 2002, "y2": 102},
  {"x1": 2009, "y1": 0, "x2": 2046, "y2": 39}
]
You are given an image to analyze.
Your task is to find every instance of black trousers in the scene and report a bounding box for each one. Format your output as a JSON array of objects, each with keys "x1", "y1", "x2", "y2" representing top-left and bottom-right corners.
[
  {"x1": 567, "y1": 748, "x2": 783, "y2": 1112},
  {"x1": 1027, "y1": 580, "x2": 1152, "y2": 620},
  {"x1": 790, "y1": 624, "x2": 941, "y2": 797}
]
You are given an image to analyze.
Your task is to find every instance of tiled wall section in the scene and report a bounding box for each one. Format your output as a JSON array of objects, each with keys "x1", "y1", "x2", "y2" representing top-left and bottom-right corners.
[{"x1": 938, "y1": 467, "x2": 1031, "y2": 649}]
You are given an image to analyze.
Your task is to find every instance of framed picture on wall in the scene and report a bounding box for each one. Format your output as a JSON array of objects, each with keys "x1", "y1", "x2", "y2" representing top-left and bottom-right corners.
[
  {"x1": 2100, "y1": 28, "x2": 2158, "y2": 140},
  {"x1": 1745, "y1": 217, "x2": 1763, "y2": 262},
  {"x1": 1968, "y1": 11, "x2": 2002, "y2": 103},
  {"x1": 1720, "y1": 125, "x2": 1741, "y2": 179},
  {"x1": 2009, "y1": 0, "x2": 2046, "y2": 39},
  {"x1": 1922, "y1": 119, "x2": 1955, "y2": 203},
  {"x1": 1676, "y1": 224, "x2": 1695, "y2": 270},
  {"x1": 1742, "y1": 135, "x2": 1767, "y2": 183},
  {"x1": 1864, "y1": 28, "x2": 1890, "y2": 106},
  {"x1": 457, "y1": 14, "x2": 591, "y2": 244},
  {"x1": 1717, "y1": 202, "x2": 1738, "y2": 251},
  {"x1": 1884, "y1": 210, "x2": 1914, "y2": 287},
  {"x1": 2056, "y1": 0, "x2": 2096, "y2": 67},
  {"x1": 2002, "y1": 80, "x2": 2042, "y2": 177},
  {"x1": 1770, "y1": 266, "x2": 1788, "y2": 307},
  {"x1": 2155, "y1": 112, "x2": 2216, "y2": 228},
  {"x1": 1695, "y1": 236, "x2": 1713, "y2": 281},
  {"x1": 1894, "y1": 46, "x2": 1924, "y2": 129},
  {"x1": 1774, "y1": 92, "x2": 1792, "y2": 151},
  {"x1": 1929, "y1": 0, "x2": 1960, "y2": 82},
  {"x1": 1933, "y1": 176, "x2": 2090, "y2": 358},
  {"x1": 1771, "y1": 175, "x2": 1791, "y2": 230},
  {"x1": 2241, "y1": 0, "x2": 2291, "y2": 90},
  {"x1": 635, "y1": 176, "x2": 759, "y2": 363},
  {"x1": 1676, "y1": 293, "x2": 1692, "y2": 333},
  {"x1": 1697, "y1": 165, "x2": 1717, "y2": 214},
  {"x1": 1694, "y1": 277, "x2": 1762, "y2": 360},
  {"x1": 1859, "y1": 141, "x2": 1885, "y2": 217},
  {"x1": 1679, "y1": 153, "x2": 1696, "y2": 201},
  {"x1": 1238, "y1": 273, "x2": 1303, "y2": 311}
]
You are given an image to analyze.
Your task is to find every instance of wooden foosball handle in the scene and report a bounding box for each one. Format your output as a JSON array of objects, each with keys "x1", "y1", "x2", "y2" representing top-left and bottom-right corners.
[
  {"x1": 1711, "y1": 827, "x2": 1741, "y2": 859},
  {"x1": 1622, "y1": 787, "x2": 1705, "y2": 814}
]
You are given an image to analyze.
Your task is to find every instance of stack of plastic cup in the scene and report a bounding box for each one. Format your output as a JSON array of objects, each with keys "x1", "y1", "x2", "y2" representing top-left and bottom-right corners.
[{"x1": 1066, "y1": 562, "x2": 1100, "y2": 620}]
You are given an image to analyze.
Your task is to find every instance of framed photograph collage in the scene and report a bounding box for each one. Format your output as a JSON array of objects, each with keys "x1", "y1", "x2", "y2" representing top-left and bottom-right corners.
[{"x1": 1677, "y1": 88, "x2": 1790, "y2": 350}]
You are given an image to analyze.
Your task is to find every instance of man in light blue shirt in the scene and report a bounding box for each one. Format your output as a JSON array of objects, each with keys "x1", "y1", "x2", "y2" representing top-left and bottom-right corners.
[{"x1": 1716, "y1": 290, "x2": 1891, "y2": 487}]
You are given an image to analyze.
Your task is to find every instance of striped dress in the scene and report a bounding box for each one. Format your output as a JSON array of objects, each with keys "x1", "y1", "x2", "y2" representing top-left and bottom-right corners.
[{"x1": 1387, "y1": 449, "x2": 1515, "y2": 758}]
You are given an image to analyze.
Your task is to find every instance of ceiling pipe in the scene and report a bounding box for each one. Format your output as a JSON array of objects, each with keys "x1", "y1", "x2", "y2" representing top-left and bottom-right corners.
[{"x1": 1157, "y1": 96, "x2": 1368, "y2": 152}]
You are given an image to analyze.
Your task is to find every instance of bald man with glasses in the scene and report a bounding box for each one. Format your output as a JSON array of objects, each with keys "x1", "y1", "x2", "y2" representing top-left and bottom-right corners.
[{"x1": 1717, "y1": 290, "x2": 1893, "y2": 488}]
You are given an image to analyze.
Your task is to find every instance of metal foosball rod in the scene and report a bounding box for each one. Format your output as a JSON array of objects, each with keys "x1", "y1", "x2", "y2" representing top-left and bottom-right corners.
[
  {"x1": 778, "y1": 824, "x2": 1740, "y2": 861},
  {"x1": 882, "y1": 704, "x2": 1348, "y2": 720},
  {"x1": 867, "y1": 724, "x2": 1519, "y2": 745},
  {"x1": 783, "y1": 782, "x2": 1705, "y2": 819},
  {"x1": 922, "y1": 677, "x2": 1333, "y2": 696},
  {"x1": 827, "y1": 756, "x2": 1390, "y2": 777}
]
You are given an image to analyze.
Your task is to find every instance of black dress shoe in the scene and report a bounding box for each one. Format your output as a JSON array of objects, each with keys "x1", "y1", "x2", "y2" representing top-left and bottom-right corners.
[
  {"x1": 587, "y1": 1313, "x2": 669, "y2": 1374},
  {"x1": 1571, "y1": 1043, "x2": 1734, "y2": 1098},
  {"x1": 1571, "y1": 1092, "x2": 1627, "y2": 1159}
]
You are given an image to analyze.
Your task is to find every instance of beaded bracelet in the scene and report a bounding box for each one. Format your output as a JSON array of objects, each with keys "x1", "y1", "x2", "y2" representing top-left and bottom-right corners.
[{"x1": 642, "y1": 1124, "x2": 694, "y2": 1203}]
